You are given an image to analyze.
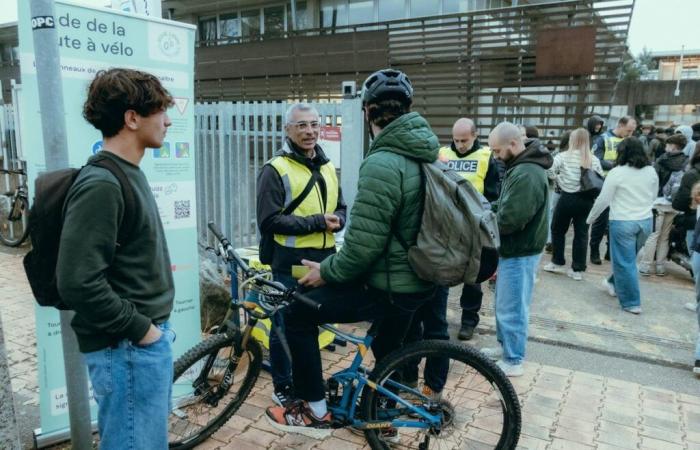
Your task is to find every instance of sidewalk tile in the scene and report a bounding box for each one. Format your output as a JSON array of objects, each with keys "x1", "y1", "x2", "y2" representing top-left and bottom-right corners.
[
  {"x1": 640, "y1": 436, "x2": 685, "y2": 450},
  {"x1": 640, "y1": 425, "x2": 684, "y2": 445},
  {"x1": 236, "y1": 428, "x2": 278, "y2": 447},
  {"x1": 515, "y1": 435, "x2": 549, "y2": 450},
  {"x1": 548, "y1": 437, "x2": 594, "y2": 450}
]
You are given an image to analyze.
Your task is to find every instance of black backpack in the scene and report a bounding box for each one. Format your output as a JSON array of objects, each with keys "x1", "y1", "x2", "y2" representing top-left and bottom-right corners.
[{"x1": 23, "y1": 156, "x2": 136, "y2": 309}]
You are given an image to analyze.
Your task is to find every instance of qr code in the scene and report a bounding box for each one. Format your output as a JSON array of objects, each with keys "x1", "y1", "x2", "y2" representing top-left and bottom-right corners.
[{"x1": 174, "y1": 200, "x2": 191, "y2": 219}]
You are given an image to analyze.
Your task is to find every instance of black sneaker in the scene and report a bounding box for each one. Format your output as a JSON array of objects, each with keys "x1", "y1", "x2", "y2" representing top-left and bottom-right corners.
[
  {"x1": 590, "y1": 251, "x2": 602, "y2": 265},
  {"x1": 457, "y1": 325, "x2": 474, "y2": 341},
  {"x1": 544, "y1": 243, "x2": 553, "y2": 254},
  {"x1": 694, "y1": 360, "x2": 700, "y2": 377},
  {"x1": 272, "y1": 384, "x2": 296, "y2": 407}
]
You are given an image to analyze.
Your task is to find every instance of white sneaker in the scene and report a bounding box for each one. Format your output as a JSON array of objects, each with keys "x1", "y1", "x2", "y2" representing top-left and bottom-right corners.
[
  {"x1": 566, "y1": 269, "x2": 583, "y2": 281},
  {"x1": 684, "y1": 302, "x2": 698, "y2": 312},
  {"x1": 480, "y1": 347, "x2": 503, "y2": 360},
  {"x1": 623, "y1": 306, "x2": 642, "y2": 315},
  {"x1": 496, "y1": 360, "x2": 524, "y2": 377},
  {"x1": 602, "y1": 278, "x2": 616, "y2": 297},
  {"x1": 543, "y1": 262, "x2": 565, "y2": 274}
]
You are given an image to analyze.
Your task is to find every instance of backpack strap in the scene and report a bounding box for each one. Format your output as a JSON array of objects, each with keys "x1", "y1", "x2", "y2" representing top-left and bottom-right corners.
[{"x1": 88, "y1": 156, "x2": 138, "y2": 245}]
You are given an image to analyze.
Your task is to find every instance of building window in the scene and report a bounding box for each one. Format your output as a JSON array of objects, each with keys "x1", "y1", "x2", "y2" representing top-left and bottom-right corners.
[
  {"x1": 379, "y1": 0, "x2": 405, "y2": 21},
  {"x1": 348, "y1": 0, "x2": 374, "y2": 24},
  {"x1": 410, "y1": 0, "x2": 439, "y2": 17},
  {"x1": 241, "y1": 9, "x2": 261, "y2": 39},
  {"x1": 219, "y1": 13, "x2": 240, "y2": 42},
  {"x1": 288, "y1": 1, "x2": 311, "y2": 30},
  {"x1": 321, "y1": 0, "x2": 349, "y2": 29},
  {"x1": 264, "y1": 6, "x2": 285, "y2": 37},
  {"x1": 198, "y1": 17, "x2": 217, "y2": 45}
]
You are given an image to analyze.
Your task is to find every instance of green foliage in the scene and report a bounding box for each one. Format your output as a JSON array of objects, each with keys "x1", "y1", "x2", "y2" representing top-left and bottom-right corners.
[{"x1": 619, "y1": 46, "x2": 657, "y2": 81}]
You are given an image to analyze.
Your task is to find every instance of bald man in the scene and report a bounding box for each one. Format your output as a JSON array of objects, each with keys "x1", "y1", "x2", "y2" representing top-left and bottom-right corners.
[
  {"x1": 436, "y1": 118, "x2": 500, "y2": 340},
  {"x1": 480, "y1": 122, "x2": 552, "y2": 377}
]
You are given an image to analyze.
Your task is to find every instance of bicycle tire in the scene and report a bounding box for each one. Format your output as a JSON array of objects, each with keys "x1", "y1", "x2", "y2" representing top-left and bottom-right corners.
[
  {"x1": 360, "y1": 340, "x2": 521, "y2": 450},
  {"x1": 169, "y1": 333, "x2": 263, "y2": 449},
  {"x1": 0, "y1": 195, "x2": 29, "y2": 247}
]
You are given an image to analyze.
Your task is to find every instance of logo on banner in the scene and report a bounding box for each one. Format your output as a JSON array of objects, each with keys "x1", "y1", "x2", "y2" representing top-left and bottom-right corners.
[
  {"x1": 175, "y1": 142, "x2": 190, "y2": 158},
  {"x1": 149, "y1": 23, "x2": 188, "y2": 64},
  {"x1": 158, "y1": 31, "x2": 181, "y2": 57},
  {"x1": 152, "y1": 142, "x2": 171, "y2": 158},
  {"x1": 92, "y1": 140, "x2": 103, "y2": 155},
  {"x1": 173, "y1": 97, "x2": 189, "y2": 115}
]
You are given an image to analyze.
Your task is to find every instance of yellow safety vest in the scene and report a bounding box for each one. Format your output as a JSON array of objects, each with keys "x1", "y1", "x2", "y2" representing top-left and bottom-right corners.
[
  {"x1": 602, "y1": 133, "x2": 624, "y2": 174},
  {"x1": 439, "y1": 145, "x2": 491, "y2": 194},
  {"x1": 268, "y1": 155, "x2": 339, "y2": 249}
]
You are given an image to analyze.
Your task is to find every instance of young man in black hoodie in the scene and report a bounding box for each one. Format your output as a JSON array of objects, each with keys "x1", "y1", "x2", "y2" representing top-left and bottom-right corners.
[
  {"x1": 57, "y1": 69, "x2": 175, "y2": 449},
  {"x1": 256, "y1": 102, "x2": 347, "y2": 407},
  {"x1": 639, "y1": 133, "x2": 688, "y2": 276}
]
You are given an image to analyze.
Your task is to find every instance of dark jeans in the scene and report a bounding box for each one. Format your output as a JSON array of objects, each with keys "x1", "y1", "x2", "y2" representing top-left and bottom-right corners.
[
  {"x1": 270, "y1": 272, "x2": 295, "y2": 389},
  {"x1": 590, "y1": 207, "x2": 610, "y2": 257},
  {"x1": 284, "y1": 284, "x2": 434, "y2": 402},
  {"x1": 459, "y1": 283, "x2": 483, "y2": 327},
  {"x1": 403, "y1": 286, "x2": 450, "y2": 392},
  {"x1": 551, "y1": 192, "x2": 594, "y2": 272}
]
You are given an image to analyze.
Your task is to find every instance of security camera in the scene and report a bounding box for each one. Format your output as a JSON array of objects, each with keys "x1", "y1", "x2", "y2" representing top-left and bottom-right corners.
[{"x1": 342, "y1": 81, "x2": 357, "y2": 99}]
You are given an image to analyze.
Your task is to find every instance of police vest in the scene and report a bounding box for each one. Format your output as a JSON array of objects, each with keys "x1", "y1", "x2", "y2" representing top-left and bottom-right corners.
[
  {"x1": 603, "y1": 133, "x2": 624, "y2": 174},
  {"x1": 439, "y1": 145, "x2": 491, "y2": 194},
  {"x1": 268, "y1": 155, "x2": 338, "y2": 249}
]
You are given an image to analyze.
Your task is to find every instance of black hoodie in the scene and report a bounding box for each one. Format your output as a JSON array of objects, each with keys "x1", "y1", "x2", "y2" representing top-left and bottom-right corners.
[
  {"x1": 256, "y1": 138, "x2": 347, "y2": 273},
  {"x1": 496, "y1": 139, "x2": 553, "y2": 257},
  {"x1": 587, "y1": 115, "x2": 604, "y2": 137},
  {"x1": 654, "y1": 151, "x2": 688, "y2": 196}
]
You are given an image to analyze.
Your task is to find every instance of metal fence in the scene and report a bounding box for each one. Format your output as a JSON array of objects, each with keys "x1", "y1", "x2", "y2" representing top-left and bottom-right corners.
[
  {"x1": 194, "y1": 100, "x2": 353, "y2": 247},
  {"x1": 0, "y1": 101, "x2": 24, "y2": 195}
]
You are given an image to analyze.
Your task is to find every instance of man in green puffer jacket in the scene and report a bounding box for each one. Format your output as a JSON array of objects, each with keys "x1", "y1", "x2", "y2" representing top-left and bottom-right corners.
[
  {"x1": 265, "y1": 69, "x2": 439, "y2": 437},
  {"x1": 480, "y1": 122, "x2": 552, "y2": 378}
]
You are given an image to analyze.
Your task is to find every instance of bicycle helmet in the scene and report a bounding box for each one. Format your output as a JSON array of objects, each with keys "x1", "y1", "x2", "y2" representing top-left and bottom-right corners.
[{"x1": 361, "y1": 69, "x2": 413, "y2": 107}]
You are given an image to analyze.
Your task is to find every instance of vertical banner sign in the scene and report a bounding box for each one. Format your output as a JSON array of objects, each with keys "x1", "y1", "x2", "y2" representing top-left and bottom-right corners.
[
  {"x1": 319, "y1": 126, "x2": 342, "y2": 168},
  {"x1": 17, "y1": 0, "x2": 199, "y2": 438}
]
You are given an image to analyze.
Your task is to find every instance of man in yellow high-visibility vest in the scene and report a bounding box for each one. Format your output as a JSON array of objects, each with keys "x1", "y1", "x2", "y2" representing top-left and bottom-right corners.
[
  {"x1": 256, "y1": 103, "x2": 347, "y2": 407},
  {"x1": 589, "y1": 115, "x2": 637, "y2": 264},
  {"x1": 437, "y1": 118, "x2": 501, "y2": 340}
]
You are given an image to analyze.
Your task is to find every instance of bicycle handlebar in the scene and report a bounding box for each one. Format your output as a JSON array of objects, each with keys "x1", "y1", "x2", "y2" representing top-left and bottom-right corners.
[{"x1": 207, "y1": 221, "x2": 321, "y2": 311}]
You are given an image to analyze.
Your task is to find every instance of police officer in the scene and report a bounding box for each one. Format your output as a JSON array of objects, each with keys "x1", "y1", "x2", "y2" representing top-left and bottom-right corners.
[
  {"x1": 589, "y1": 115, "x2": 637, "y2": 264},
  {"x1": 438, "y1": 118, "x2": 500, "y2": 340},
  {"x1": 256, "y1": 102, "x2": 347, "y2": 407}
]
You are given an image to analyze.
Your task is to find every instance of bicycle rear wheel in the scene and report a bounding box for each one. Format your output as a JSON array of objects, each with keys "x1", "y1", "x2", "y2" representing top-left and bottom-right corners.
[
  {"x1": 361, "y1": 340, "x2": 521, "y2": 450},
  {"x1": 168, "y1": 333, "x2": 263, "y2": 449},
  {"x1": 0, "y1": 195, "x2": 29, "y2": 247}
]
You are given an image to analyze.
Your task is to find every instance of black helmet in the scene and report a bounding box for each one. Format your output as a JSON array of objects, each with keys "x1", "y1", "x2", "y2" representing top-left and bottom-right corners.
[{"x1": 361, "y1": 69, "x2": 413, "y2": 107}]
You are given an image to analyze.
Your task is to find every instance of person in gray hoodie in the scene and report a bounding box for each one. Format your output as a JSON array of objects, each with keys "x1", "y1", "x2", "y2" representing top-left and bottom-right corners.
[{"x1": 676, "y1": 125, "x2": 696, "y2": 157}]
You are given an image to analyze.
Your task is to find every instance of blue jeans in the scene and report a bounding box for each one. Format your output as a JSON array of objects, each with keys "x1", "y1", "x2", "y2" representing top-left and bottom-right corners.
[
  {"x1": 84, "y1": 322, "x2": 175, "y2": 450},
  {"x1": 270, "y1": 272, "x2": 295, "y2": 389},
  {"x1": 495, "y1": 254, "x2": 541, "y2": 365},
  {"x1": 691, "y1": 252, "x2": 700, "y2": 360},
  {"x1": 607, "y1": 219, "x2": 652, "y2": 309}
]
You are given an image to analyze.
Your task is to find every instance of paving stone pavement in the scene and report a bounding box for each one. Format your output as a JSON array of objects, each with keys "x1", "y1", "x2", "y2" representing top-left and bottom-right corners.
[{"x1": 1, "y1": 246, "x2": 700, "y2": 449}]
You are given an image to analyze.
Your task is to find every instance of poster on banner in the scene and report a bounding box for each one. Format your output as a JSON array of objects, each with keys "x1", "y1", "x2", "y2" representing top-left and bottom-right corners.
[
  {"x1": 17, "y1": 0, "x2": 199, "y2": 439},
  {"x1": 319, "y1": 126, "x2": 341, "y2": 168}
]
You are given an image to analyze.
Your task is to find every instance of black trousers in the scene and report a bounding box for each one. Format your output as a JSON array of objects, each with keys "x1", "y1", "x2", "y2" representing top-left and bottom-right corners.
[
  {"x1": 459, "y1": 283, "x2": 483, "y2": 327},
  {"x1": 590, "y1": 206, "x2": 610, "y2": 256},
  {"x1": 550, "y1": 192, "x2": 594, "y2": 272},
  {"x1": 284, "y1": 284, "x2": 434, "y2": 402}
]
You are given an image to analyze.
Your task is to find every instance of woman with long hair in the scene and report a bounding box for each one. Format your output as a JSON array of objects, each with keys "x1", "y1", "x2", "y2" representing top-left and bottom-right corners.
[
  {"x1": 587, "y1": 137, "x2": 658, "y2": 314},
  {"x1": 544, "y1": 128, "x2": 603, "y2": 280}
]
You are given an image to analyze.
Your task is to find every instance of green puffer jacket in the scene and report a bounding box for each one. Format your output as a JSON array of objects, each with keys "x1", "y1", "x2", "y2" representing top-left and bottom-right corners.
[
  {"x1": 495, "y1": 138, "x2": 553, "y2": 258},
  {"x1": 320, "y1": 112, "x2": 439, "y2": 293}
]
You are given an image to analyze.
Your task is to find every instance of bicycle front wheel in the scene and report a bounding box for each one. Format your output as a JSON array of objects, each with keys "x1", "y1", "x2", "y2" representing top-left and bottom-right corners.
[
  {"x1": 361, "y1": 340, "x2": 521, "y2": 450},
  {"x1": 0, "y1": 195, "x2": 29, "y2": 247},
  {"x1": 169, "y1": 333, "x2": 263, "y2": 449}
]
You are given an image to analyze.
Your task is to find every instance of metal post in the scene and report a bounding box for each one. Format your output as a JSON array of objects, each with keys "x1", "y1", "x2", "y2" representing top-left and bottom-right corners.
[
  {"x1": 674, "y1": 45, "x2": 684, "y2": 97},
  {"x1": 339, "y1": 97, "x2": 365, "y2": 212},
  {"x1": 28, "y1": 1, "x2": 92, "y2": 448},
  {"x1": 290, "y1": 0, "x2": 298, "y2": 31}
]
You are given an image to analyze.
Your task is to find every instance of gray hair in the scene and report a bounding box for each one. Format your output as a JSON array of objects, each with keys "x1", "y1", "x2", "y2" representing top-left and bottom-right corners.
[{"x1": 285, "y1": 103, "x2": 320, "y2": 125}]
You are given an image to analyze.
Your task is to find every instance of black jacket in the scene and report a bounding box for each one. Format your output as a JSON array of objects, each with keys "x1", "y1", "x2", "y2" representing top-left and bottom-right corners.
[
  {"x1": 654, "y1": 151, "x2": 688, "y2": 197},
  {"x1": 672, "y1": 162, "x2": 700, "y2": 231},
  {"x1": 256, "y1": 139, "x2": 347, "y2": 274}
]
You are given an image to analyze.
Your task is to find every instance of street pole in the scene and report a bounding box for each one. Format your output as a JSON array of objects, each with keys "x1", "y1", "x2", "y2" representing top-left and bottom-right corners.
[
  {"x1": 28, "y1": 1, "x2": 93, "y2": 448},
  {"x1": 674, "y1": 45, "x2": 684, "y2": 97}
]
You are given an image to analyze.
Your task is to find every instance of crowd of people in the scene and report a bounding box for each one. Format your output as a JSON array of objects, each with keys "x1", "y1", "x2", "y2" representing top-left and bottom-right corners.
[{"x1": 53, "y1": 66, "x2": 700, "y2": 448}]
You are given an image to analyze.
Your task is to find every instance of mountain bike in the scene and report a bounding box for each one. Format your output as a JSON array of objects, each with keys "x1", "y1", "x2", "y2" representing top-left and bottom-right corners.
[
  {"x1": 168, "y1": 221, "x2": 521, "y2": 449},
  {"x1": 0, "y1": 168, "x2": 29, "y2": 247}
]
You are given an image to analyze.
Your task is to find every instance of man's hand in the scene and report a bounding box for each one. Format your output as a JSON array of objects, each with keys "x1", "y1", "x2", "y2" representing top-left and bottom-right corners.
[
  {"x1": 137, "y1": 324, "x2": 162, "y2": 346},
  {"x1": 324, "y1": 213, "x2": 341, "y2": 231},
  {"x1": 298, "y1": 259, "x2": 326, "y2": 287}
]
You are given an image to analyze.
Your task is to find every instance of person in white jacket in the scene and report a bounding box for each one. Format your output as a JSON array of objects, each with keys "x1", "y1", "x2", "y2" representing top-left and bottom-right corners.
[{"x1": 587, "y1": 137, "x2": 658, "y2": 314}]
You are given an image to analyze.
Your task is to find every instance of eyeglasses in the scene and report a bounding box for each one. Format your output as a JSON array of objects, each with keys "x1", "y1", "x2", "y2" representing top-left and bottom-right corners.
[{"x1": 289, "y1": 121, "x2": 320, "y2": 131}]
